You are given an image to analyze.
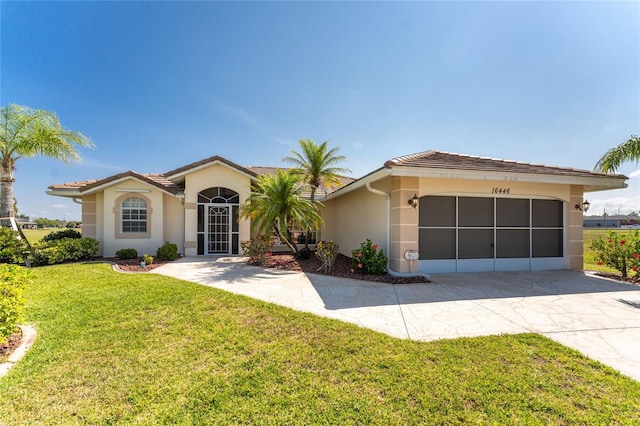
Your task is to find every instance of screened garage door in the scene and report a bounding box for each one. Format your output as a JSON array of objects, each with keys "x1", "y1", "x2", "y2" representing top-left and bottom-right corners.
[{"x1": 418, "y1": 196, "x2": 565, "y2": 273}]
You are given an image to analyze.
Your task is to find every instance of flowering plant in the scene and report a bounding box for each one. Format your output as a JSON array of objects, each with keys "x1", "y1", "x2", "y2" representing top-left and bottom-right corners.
[
  {"x1": 589, "y1": 230, "x2": 640, "y2": 278},
  {"x1": 316, "y1": 240, "x2": 339, "y2": 274},
  {"x1": 351, "y1": 239, "x2": 387, "y2": 275},
  {"x1": 241, "y1": 235, "x2": 273, "y2": 266}
]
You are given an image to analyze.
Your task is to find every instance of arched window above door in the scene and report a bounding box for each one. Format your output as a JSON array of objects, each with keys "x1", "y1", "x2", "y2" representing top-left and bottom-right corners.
[{"x1": 197, "y1": 187, "x2": 239, "y2": 204}]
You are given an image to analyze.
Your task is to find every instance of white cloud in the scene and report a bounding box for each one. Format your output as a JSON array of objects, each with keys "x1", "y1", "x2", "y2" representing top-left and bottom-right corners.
[
  {"x1": 586, "y1": 195, "x2": 640, "y2": 216},
  {"x1": 629, "y1": 169, "x2": 640, "y2": 178}
]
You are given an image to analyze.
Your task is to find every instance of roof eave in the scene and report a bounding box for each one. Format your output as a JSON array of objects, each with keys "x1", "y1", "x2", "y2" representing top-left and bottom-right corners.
[
  {"x1": 165, "y1": 158, "x2": 259, "y2": 182},
  {"x1": 389, "y1": 166, "x2": 628, "y2": 191},
  {"x1": 323, "y1": 167, "x2": 391, "y2": 201},
  {"x1": 48, "y1": 176, "x2": 180, "y2": 198},
  {"x1": 46, "y1": 189, "x2": 82, "y2": 198}
]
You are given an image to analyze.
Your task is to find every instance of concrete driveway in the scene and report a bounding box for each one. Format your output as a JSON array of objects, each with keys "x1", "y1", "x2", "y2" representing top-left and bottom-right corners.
[{"x1": 153, "y1": 257, "x2": 640, "y2": 382}]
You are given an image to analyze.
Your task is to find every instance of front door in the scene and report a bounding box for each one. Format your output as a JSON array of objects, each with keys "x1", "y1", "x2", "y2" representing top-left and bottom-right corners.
[{"x1": 206, "y1": 205, "x2": 230, "y2": 254}]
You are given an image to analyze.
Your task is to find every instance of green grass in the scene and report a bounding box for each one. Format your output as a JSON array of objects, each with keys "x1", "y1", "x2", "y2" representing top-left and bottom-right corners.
[
  {"x1": 21, "y1": 228, "x2": 58, "y2": 244},
  {"x1": 583, "y1": 229, "x2": 638, "y2": 274},
  {"x1": 1, "y1": 263, "x2": 639, "y2": 424}
]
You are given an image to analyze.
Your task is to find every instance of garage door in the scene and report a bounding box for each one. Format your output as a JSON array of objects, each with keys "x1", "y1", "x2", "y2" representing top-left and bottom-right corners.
[{"x1": 418, "y1": 196, "x2": 564, "y2": 273}]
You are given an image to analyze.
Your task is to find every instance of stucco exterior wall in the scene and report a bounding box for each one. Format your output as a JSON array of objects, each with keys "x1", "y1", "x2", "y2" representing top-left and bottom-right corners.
[
  {"x1": 325, "y1": 175, "x2": 585, "y2": 274},
  {"x1": 182, "y1": 163, "x2": 252, "y2": 256},
  {"x1": 322, "y1": 184, "x2": 388, "y2": 258},
  {"x1": 100, "y1": 179, "x2": 166, "y2": 257},
  {"x1": 390, "y1": 176, "x2": 419, "y2": 273},
  {"x1": 163, "y1": 193, "x2": 185, "y2": 255},
  {"x1": 568, "y1": 185, "x2": 585, "y2": 271}
]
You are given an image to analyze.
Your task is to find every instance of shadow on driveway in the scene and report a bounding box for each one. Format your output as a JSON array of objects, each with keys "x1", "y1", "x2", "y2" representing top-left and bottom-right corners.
[{"x1": 306, "y1": 270, "x2": 639, "y2": 310}]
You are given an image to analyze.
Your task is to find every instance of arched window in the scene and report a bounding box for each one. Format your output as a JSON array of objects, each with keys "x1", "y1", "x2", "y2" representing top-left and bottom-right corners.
[{"x1": 121, "y1": 197, "x2": 147, "y2": 233}]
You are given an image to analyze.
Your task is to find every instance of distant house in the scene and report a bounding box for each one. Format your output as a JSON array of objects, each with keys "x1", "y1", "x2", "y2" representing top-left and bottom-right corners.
[
  {"x1": 583, "y1": 215, "x2": 640, "y2": 228},
  {"x1": 47, "y1": 150, "x2": 627, "y2": 274},
  {"x1": 16, "y1": 220, "x2": 37, "y2": 230}
]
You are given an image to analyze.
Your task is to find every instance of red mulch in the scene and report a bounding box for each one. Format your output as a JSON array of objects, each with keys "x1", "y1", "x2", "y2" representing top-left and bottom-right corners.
[
  {"x1": 99, "y1": 258, "x2": 170, "y2": 272},
  {"x1": 0, "y1": 328, "x2": 22, "y2": 356},
  {"x1": 592, "y1": 271, "x2": 640, "y2": 285},
  {"x1": 252, "y1": 253, "x2": 429, "y2": 284}
]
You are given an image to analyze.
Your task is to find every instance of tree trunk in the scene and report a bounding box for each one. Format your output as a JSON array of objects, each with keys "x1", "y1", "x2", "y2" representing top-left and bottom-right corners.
[
  {"x1": 304, "y1": 187, "x2": 317, "y2": 249},
  {"x1": 0, "y1": 158, "x2": 15, "y2": 226},
  {"x1": 274, "y1": 224, "x2": 298, "y2": 255}
]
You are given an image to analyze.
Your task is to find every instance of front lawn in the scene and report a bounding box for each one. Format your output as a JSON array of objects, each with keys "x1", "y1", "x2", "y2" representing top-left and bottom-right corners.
[{"x1": 1, "y1": 263, "x2": 639, "y2": 424}]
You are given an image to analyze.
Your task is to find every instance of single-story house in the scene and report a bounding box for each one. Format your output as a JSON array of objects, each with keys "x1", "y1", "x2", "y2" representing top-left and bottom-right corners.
[{"x1": 47, "y1": 150, "x2": 627, "y2": 274}]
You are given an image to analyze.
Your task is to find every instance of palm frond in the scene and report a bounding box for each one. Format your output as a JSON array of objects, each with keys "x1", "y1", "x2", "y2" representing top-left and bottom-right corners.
[{"x1": 595, "y1": 135, "x2": 640, "y2": 174}]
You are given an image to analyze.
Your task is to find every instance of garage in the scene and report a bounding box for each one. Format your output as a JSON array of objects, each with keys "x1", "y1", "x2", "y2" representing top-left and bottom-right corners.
[{"x1": 418, "y1": 195, "x2": 565, "y2": 272}]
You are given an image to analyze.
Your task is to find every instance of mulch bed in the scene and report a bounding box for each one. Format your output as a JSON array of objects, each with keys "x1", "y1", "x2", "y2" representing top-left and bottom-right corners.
[
  {"x1": 252, "y1": 253, "x2": 429, "y2": 284},
  {"x1": 98, "y1": 258, "x2": 170, "y2": 272},
  {"x1": 0, "y1": 329, "x2": 22, "y2": 356},
  {"x1": 592, "y1": 271, "x2": 640, "y2": 285}
]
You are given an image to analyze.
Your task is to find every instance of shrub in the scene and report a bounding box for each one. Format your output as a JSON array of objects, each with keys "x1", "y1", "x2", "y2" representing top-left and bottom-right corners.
[
  {"x1": 30, "y1": 237, "x2": 100, "y2": 267},
  {"x1": 0, "y1": 264, "x2": 31, "y2": 343},
  {"x1": 296, "y1": 247, "x2": 311, "y2": 260},
  {"x1": 142, "y1": 253, "x2": 154, "y2": 266},
  {"x1": 589, "y1": 230, "x2": 640, "y2": 278},
  {"x1": 115, "y1": 248, "x2": 138, "y2": 260},
  {"x1": 42, "y1": 229, "x2": 82, "y2": 242},
  {"x1": 0, "y1": 227, "x2": 30, "y2": 265},
  {"x1": 316, "y1": 241, "x2": 339, "y2": 274},
  {"x1": 352, "y1": 239, "x2": 387, "y2": 275},
  {"x1": 156, "y1": 243, "x2": 178, "y2": 261},
  {"x1": 241, "y1": 235, "x2": 273, "y2": 265}
]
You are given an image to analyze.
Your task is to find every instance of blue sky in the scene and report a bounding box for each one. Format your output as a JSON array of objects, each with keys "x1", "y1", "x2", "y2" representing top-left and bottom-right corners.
[{"x1": 2, "y1": 1, "x2": 638, "y2": 221}]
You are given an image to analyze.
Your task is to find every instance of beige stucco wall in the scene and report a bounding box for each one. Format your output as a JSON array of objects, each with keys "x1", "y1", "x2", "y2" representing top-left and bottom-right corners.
[
  {"x1": 100, "y1": 179, "x2": 167, "y2": 257},
  {"x1": 325, "y1": 175, "x2": 586, "y2": 273},
  {"x1": 182, "y1": 163, "x2": 252, "y2": 256},
  {"x1": 322, "y1": 182, "x2": 388, "y2": 258},
  {"x1": 568, "y1": 185, "x2": 585, "y2": 271},
  {"x1": 163, "y1": 193, "x2": 185, "y2": 255},
  {"x1": 82, "y1": 193, "x2": 105, "y2": 256},
  {"x1": 390, "y1": 176, "x2": 420, "y2": 272}
]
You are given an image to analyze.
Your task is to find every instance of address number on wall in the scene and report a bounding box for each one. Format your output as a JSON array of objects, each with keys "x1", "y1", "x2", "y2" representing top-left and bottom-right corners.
[{"x1": 491, "y1": 188, "x2": 511, "y2": 194}]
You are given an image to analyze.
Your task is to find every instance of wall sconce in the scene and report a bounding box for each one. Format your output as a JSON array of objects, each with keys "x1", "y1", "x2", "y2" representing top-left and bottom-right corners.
[
  {"x1": 575, "y1": 200, "x2": 590, "y2": 212},
  {"x1": 408, "y1": 194, "x2": 419, "y2": 209}
]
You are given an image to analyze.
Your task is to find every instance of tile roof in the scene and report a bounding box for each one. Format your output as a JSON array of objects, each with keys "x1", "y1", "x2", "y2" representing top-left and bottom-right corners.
[
  {"x1": 165, "y1": 155, "x2": 258, "y2": 179},
  {"x1": 48, "y1": 158, "x2": 354, "y2": 196},
  {"x1": 48, "y1": 171, "x2": 183, "y2": 194},
  {"x1": 385, "y1": 150, "x2": 627, "y2": 179}
]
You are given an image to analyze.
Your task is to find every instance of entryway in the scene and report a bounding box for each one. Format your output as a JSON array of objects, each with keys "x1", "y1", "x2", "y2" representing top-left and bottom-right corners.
[{"x1": 197, "y1": 187, "x2": 240, "y2": 255}]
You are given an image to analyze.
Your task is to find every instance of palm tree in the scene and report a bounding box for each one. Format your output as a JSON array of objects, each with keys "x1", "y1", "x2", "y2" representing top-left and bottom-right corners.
[
  {"x1": 239, "y1": 169, "x2": 323, "y2": 255},
  {"x1": 0, "y1": 104, "x2": 93, "y2": 221},
  {"x1": 595, "y1": 135, "x2": 640, "y2": 174},
  {"x1": 283, "y1": 139, "x2": 350, "y2": 248}
]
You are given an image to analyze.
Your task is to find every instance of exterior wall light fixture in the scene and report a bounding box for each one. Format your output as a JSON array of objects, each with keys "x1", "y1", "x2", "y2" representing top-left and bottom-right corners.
[
  {"x1": 408, "y1": 194, "x2": 419, "y2": 209},
  {"x1": 575, "y1": 200, "x2": 590, "y2": 212}
]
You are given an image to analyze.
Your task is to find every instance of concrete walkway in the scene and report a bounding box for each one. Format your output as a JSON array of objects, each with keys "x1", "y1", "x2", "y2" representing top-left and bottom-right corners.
[{"x1": 153, "y1": 257, "x2": 640, "y2": 382}]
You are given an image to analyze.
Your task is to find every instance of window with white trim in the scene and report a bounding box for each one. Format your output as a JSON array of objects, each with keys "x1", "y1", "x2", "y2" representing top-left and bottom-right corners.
[{"x1": 121, "y1": 197, "x2": 147, "y2": 233}]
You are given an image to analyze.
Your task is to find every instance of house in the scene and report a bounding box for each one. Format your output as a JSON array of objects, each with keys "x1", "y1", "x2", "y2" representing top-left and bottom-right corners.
[{"x1": 47, "y1": 151, "x2": 627, "y2": 274}]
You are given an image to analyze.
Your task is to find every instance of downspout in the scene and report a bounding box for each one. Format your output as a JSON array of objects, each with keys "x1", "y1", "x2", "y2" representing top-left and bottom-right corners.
[
  {"x1": 365, "y1": 182, "x2": 430, "y2": 281},
  {"x1": 72, "y1": 197, "x2": 82, "y2": 204}
]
